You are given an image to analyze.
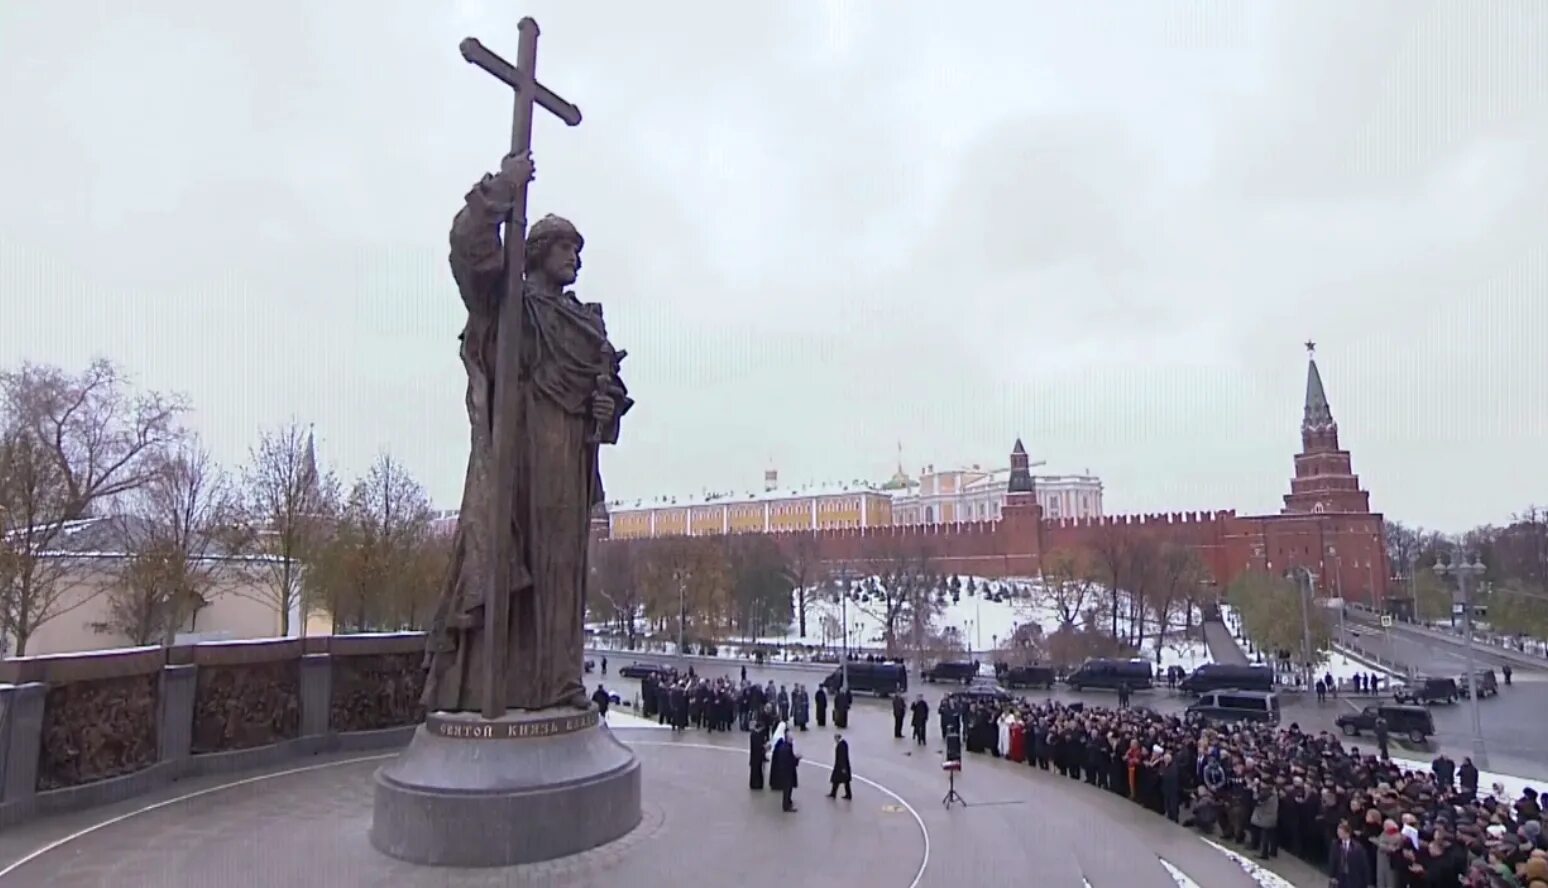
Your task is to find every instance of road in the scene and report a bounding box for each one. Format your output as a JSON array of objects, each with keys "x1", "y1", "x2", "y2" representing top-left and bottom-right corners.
[
  {"x1": 1342, "y1": 610, "x2": 1548, "y2": 674},
  {"x1": 1326, "y1": 618, "x2": 1548, "y2": 777},
  {"x1": 588, "y1": 646, "x2": 1548, "y2": 780}
]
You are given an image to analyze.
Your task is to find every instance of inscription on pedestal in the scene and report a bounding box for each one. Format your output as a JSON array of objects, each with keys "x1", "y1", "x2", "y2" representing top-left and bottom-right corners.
[{"x1": 426, "y1": 710, "x2": 599, "y2": 740}]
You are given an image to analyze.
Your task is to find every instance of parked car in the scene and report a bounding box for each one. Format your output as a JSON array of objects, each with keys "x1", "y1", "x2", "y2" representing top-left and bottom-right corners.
[
  {"x1": 1179, "y1": 664, "x2": 1274, "y2": 694},
  {"x1": 1001, "y1": 664, "x2": 1057, "y2": 690},
  {"x1": 1393, "y1": 676, "x2": 1458, "y2": 705},
  {"x1": 1336, "y1": 703, "x2": 1435, "y2": 744},
  {"x1": 822, "y1": 661, "x2": 908, "y2": 697},
  {"x1": 923, "y1": 660, "x2": 979, "y2": 684},
  {"x1": 1456, "y1": 669, "x2": 1499, "y2": 699},
  {"x1": 1064, "y1": 658, "x2": 1154, "y2": 691},
  {"x1": 1185, "y1": 689, "x2": 1281, "y2": 726},
  {"x1": 618, "y1": 662, "x2": 674, "y2": 680}
]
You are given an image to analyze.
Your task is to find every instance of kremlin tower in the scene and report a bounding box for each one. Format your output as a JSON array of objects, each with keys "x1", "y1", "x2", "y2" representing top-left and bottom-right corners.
[{"x1": 1281, "y1": 342, "x2": 1373, "y2": 515}]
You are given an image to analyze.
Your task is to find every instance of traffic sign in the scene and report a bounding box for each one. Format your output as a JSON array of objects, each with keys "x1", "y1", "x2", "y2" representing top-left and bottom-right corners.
[{"x1": 1380, "y1": 615, "x2": 1394, "y2": 628}]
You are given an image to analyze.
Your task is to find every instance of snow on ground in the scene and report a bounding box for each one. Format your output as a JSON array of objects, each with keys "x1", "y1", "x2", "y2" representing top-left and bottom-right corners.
[
  {"x1": 1219, "y1": 605, "x2": 1404, "y2": 689},
  {"x1": 603, "y1": 710, "x2": 667, "y2": 730},
  {"x1": 778, "y1": 575, "x2": 1207, "y2": 660},
  {"x1": 1385, "y1": 756, "x2": 1541, "y2": 805},
  {"x1": 1201, "y1": 840, "x2": 1297, "y2": 888},
  {"x1": 593, "y1": 575, "x2": 1211, "y2": 669}
]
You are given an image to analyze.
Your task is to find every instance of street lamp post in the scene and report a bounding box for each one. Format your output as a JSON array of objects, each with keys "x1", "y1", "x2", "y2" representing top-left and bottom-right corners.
[
  {"x1": 1434, "y1": 552, "x2": 1489, "y2": 768},
  {"x1": 841, "y1": 580, "x2": 850, "y2": 693},
  {"x1": 677, "y1": 576, "x2": 687, "y2": 672}
]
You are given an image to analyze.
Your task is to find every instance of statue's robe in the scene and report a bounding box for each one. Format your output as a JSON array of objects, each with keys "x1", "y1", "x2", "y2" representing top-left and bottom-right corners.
[{"x1": 422, "y1": 174, "x2": 631, "y2": 712}]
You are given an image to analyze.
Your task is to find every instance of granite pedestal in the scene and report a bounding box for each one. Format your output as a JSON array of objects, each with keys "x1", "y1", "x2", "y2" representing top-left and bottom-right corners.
[{"x1": 369, "y1": 706, "x2": 641, "y2": 867}]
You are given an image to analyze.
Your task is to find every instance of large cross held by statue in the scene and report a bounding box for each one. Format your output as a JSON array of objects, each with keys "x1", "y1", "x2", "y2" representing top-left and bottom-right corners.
[{"x1": 459, "y1": 19, "x2": 582, "y2": 719}]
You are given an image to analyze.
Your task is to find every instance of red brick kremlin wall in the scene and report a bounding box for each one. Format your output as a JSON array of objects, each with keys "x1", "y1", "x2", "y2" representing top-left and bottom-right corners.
[
  {"x1": 754, "y1": 503, "x2": 1388, "y2": 604},
  {"x1": 601, "y1": 350, "x2": 1391, "y2": 605}
]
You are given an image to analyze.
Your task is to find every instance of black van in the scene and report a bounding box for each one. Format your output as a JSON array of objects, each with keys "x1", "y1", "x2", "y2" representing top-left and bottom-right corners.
[
  {"x1": 823, "y1": 661, "x2": 908, "y2": 697},
  {"x1": 1394, "y1": 676, "x2": 1458, "y2": 705},
  {"x1": 1336, "y1": 703, "x2": 1435, "y2": 744},
  {"x1": 1002, "y1": 664, "x2": 1057, "y2": 690},
  {"x1": 1064, "y1": 658, "x2": 1154, "y2": 691},
  {"x1": 1179, "y1": 664, "x2": 1274, "y2": 695},
  {"x1": 923, "y1": 660, "x2": 979, "y2": 684},
  {"x1": 1185, "y1": 689, "x2": 1280, "y2": 725}
]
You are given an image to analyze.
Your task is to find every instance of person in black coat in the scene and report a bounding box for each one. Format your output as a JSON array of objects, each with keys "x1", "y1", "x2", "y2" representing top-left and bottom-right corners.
[
  {"x1": 1327, "y1": 821, "x2": 1370, "y2": 888},
  {"x1": 769, "y1": 728, "x2": 800, "y2": 812},
  {"x1": 827, "y1": 734, "x2": 852, "y2": 800},
  {"x1": 891, "y1": 694, "x2": 906, "y2": 738},
  {"x1": 909, "y1": 696, "x2": 929, "y2": 746},
  {"x1": 833, "y1": 688, "x2": 851, "y2": 729},
  {"x1": 749, "y1": 723, "x2": 768, "y2": 790},
  {"x1": 814, "y1": 686, "x2": 828, "y2": 727}
]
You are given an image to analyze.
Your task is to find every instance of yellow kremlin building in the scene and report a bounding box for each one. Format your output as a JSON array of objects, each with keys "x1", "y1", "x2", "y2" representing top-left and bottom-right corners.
[{"x1": 605, "y1": 445, "x2": 1103, "y2": 540}]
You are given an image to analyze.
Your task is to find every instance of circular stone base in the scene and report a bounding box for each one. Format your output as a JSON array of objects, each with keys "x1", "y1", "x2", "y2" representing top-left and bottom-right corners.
[
  {"x1": 12, "y1": 738, "x2": 928, "y2": 888},
  {"x1": 370, "y1": 708, "x2": 641, "y2": 867}
]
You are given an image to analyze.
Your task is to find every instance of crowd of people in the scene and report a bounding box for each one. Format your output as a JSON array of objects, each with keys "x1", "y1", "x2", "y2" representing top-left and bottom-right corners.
[
  {"x1": 615, "y1": 659, "x2": 1545, "y2": 886},
  {"x1": 948, "y1": 692, "x2": 1546, "y2": 888},
  {"x1": 637, "y1": 668, "x2": 856, "y2": 732}
]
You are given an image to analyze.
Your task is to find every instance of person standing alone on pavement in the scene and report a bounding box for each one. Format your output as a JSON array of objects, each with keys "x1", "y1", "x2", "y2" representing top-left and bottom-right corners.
[
  {"x1": 910, "y1": 695, "x2": 930, "y2": 746},
  {"x1": 892, "y1": 694, "x2": 906, "y2": 738},
  {"x1": 828, "y1": 733, "x2": 853, "y2": 800},
  {"x1": 770, "y1": 722, "x2": 800, "y2": 812}
]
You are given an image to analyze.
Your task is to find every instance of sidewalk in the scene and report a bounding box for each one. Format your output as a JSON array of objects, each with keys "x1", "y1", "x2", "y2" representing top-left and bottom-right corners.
[{"x1": 1202, "y1": 619, "x2": 1249, "y2": 665}]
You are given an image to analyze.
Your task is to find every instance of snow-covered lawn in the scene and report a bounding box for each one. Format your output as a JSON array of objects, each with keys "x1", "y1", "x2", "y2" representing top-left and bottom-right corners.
[
  {"x1": 592, "y1": 575, "x2": 1212, "y2": 671},
  {"x1": 781, "y1": 575, "x2": 1207, "y2": 658}
]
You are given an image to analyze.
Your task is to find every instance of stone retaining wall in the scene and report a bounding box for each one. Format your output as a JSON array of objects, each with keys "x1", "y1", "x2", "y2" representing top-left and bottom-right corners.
[{"x1": 0, "y1": 632, "x2": 429, "y2": 828}]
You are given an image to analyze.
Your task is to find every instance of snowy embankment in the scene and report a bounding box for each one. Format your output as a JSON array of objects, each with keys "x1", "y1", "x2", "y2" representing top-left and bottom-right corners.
[
  {"x1": 591, "y1": 574, "x2": 1213, "y2": 670},
  {"x1": 1218, "y1": 605, "x2": 1406, "y2": 689},
  {"x1": 773, "y1": 575, "x2": 1212, "y2": 669}
]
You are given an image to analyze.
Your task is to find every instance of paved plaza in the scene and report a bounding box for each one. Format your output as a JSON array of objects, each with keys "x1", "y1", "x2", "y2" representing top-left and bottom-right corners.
[{"x1": 0, "y1": 702, "x2": 1328, "y2": 888}]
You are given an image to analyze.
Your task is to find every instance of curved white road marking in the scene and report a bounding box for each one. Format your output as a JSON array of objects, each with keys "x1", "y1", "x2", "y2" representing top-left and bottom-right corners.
[
  {"x1": 0, "y1": 753, "x2": 397, "y2": 879},
  {"x1": 1, "y1": 735, "x2": 931, "y2": 888},
  {"x1": 631, "y1": 740, "x2": 930, "y2": 888},
  {"x1": 1158, "y1": 858, "x2": 1202, "y2": 887},
  {"x1": 1203, "y1": 838, "x2": 1297, "y2": 888}
]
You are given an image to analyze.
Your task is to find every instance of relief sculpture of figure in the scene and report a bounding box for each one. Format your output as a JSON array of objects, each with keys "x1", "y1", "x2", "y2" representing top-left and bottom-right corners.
[{"x1": 422, "y1": 153, "x2": 631, "y2": 712}]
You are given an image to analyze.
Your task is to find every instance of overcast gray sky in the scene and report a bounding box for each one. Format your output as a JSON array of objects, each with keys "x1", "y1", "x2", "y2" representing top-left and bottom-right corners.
[{"x1": 1, "y1": 1, "x2": 1544, "y2": 533}]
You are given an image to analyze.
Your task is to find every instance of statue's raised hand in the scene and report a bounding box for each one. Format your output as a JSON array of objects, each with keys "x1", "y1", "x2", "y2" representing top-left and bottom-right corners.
[{"x1": 499, "y1": 151, "x2": 535, "y2": 187}]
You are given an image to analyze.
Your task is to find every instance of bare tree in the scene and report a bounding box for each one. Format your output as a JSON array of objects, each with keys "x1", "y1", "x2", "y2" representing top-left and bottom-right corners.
[
  {"x1": 1086, "y1": 524, "x2": 1130, "y2": 640},
  {"x1": 851, "y1": 536, "x2": 938, "y2": 664},
  {"x1": 1124, "y1": 537, "x2": 1161, "y2": 649},
  {"x1": 591, "y1": 538, "x2": 642, "y2": 646},
  {"x1": 787, "y1": 530, "x2": 821, "y2": 638},
  {"x1": 1146, "y1": 543, "x2": 1205, "y2": 661},
  {"x1": 1, "y1": 359, "x2": 186, "y2": 519},
  {"x1": 236, "y1": 422, "x2": 339, "y2": 636},
  {"x1": 722, "y1": 533, "x2": 793, "y2": 642},
  {"x1": 0, "y1": 360, "x2": 186, "y2": 653},
  {"x1": 94, "y1": 439, "x2": 238, "y2": 645},
  {"x1": 304, "y1": 453, "x2": 435, "y2": 633},
  {"x1": 634, "y1": 536, "x2": 729, "y2": 647},
  {"x1": 0, "y1": 424, "x2": 81, "y2": 654},
  {"x1": 1033, "y1": 548, "x2": 1100, "y2": 628}
]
